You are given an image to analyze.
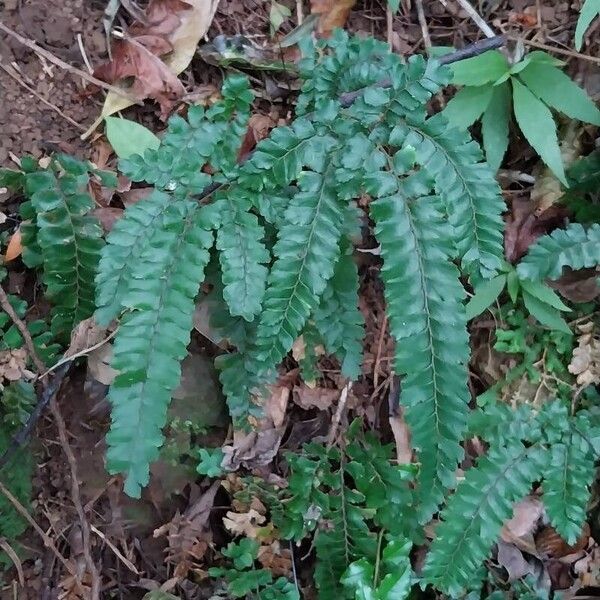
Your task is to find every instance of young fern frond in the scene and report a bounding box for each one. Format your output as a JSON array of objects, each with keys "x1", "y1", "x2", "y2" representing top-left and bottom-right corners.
[
  {"x1": 423, "y1": 442, "x2": 546, "y2": 595},
  {"x1": 106, "y1": 201, "x2": 213, "y2": 496},
  {"x1": 543, "y1": 428, "x2": 595, "y2": 545},
  {"x1": 517, "y1": 223, "x2": 600, "y2": 281},
  {"x1": 313, "y1": 249, "x2": 364, "y2": 380},
  {"x1": 23, "y1": 156, "x2": 103, "y2": 338},
  {"x1": 95, "y1": 190, "x2": 172, "y2": 325},
  {"x1": 371, "y1": 160, "x2": 470, "y2": 521}
]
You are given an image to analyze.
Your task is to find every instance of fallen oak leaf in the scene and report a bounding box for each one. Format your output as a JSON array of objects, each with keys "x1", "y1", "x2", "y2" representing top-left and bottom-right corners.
[{"x1": 223, "y1": 509, "x2": 266, "y2": 538}]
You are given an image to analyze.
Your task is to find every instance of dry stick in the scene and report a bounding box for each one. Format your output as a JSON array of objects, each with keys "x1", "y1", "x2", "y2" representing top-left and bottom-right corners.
[
  {"x1": 327, "y1": 383, "x2": 352, "y2": 449},
  {"x1": 0, "y1": 286, "x2": 101, "y2": 600},
  {"x1": 0, "y1": 21, "x2": 139, "y2": 102},
  {"x1": 506, "y1": 34, "x2": 600, "y2": 65},
  {"x1": 0, "y1": 479, "x2": 78, "y2": 580},
  {"x1": 0, "y1": 63, "x2": 85, "y2": 132},
  {"x1": 415, "y1": 0, "x2": 432, "y2": 50},
  {"x1": 453, "y1": 0, "x2": 496, "y2": 38}
]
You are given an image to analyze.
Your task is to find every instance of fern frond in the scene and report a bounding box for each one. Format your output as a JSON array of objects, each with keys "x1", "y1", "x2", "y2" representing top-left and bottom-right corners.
[
  {"x1": 390, "y1": 115, "x2": 505, "y2": 281},
  {"x1": 543, "y1": 429, "x2": 595, "y2": 545},
  {"x1": 313, "y1": 249, "x2": 364, "y2": 380},
  {"x1": 95, "y1": 190, "x2": 172, "y2": 325},
  {"x1": 251, "y1": 158, "x2": 345, "y2": 376},
  {"x1": 423, "y1": 442, "x2": 546, "y2": 595},
  {"x1": 213, "y1": 191, "x2": 269, "y2": 322},
  {"x1": 24, "y1": 157, "x2": 103, "y2": 338},
  {"x1": 106, "y1": 201, "x2": 212, "y2": 497},
  {"x1": 517, "y1": 223, "x2": 600, "y2": 281},
  {"x1": 371, "y1": 167, "x2": 470, "y2": 520}
]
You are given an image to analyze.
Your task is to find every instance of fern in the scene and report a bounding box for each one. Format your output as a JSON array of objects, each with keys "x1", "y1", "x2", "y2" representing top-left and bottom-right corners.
[
  {"x1": 106, "y1": 201, "x2": 212, "y2": 496},
  {"x1": 94, "y1": 34, "x2": 506, "y2": 501},
  {"x1": 371, "y1": 164, "x2": 470, "y2": 520},
  {"x1": 423, "y1": 441, "x2": 546, "y2": 595},
  {"x1": 1, "y1": 156, "x2": 104, "y2": 339},
  {"x1": 517, "y1": 222, "x2": 600, "y2": 281}
]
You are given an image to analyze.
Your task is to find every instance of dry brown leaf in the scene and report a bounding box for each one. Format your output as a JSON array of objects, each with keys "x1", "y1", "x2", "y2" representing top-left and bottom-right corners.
[
  {"x1": 93, "y1": 206, "x2": 124, "y2": 233},
  {"x1": 389, "y1": 409, "x2": 412, "y2": 465},
  {"x1": 257, "y1": 542, "x2": 293, "y2": 577},
  {"x1": 536, "y1": 523, "x2": 590, "y2": 559},
  {"x1": 154, "y1": 481, "x2": 220, "y2": 577},
  {"x1": 0, "y1": 348, "x2": 28, "y2": 381},
  {"x1": 85, "y1": 0, "x2": 220, "y2": 135},
  {"x1": 237, "y1": 113, "x2": 277, "y2": 162},
  {"x1": 293, "y1": 384, "x2": 338, "y2": 411},
  {"x1": 311, "y1": 0, "x2": 357, "y2": 36},
  {"x1": 87, "y1": 343, "x2": 119, "y2": 385},
  {"x1": 222, "y1": 383, "x2": 290, "y2": 470},
  {"x1": 4, "y1": 227, "x2": 22, "y2": 262},
  {"x1": 496, "y1": 540, "x2": 534, "y2": 581},
  {"x1": 569, "y1": 322, "x2": 600, "y2": 386},
  {"x1": 550, "y1": 268, "x2": 600, "y2": 303},
  {"x1": 291, "y1": 336, "x2": 306, "y2": 362},
  {"x1": 223, "y1": 509, "x2": 266, "y2": 538},
  {"x1": 500, "y1": 496, "x2": 543, "y2": 555},
  {"x1": 64, "y1": 317, "x2": 108, "y2": 358}
]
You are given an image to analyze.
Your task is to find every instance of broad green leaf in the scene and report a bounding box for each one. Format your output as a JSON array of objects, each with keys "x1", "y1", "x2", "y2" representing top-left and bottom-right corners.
[
  {"x1": 522, "y1": 290, "x2": 571, "y2": 334},
  {"x1": 450, "y1": 50, "x2": 509, "y2": 86},
  {"x1": 465, "y1": 275, "x2": 506, "y2": 320},
  {"x1": 527, "y1": 50, "x2": 565, "y2": 67},
  {"x1": 481, "y1": 82, "x2": 511, "y2": 172},
  {"x1": 518, "y1": 63, "x2": 600, "y2": 126},
  {"x1": 512, "y1": 79, "x2": 567, "y2": 186},
  {"x1": 506, "y1": 269, "x2": 519, "y2": 303},
  {"x1": 575, "y1": 0, "x2": 600, "y2": 49},
  {"x1": 518, "y1": 279, "x2": 571, "y2": 312},
  {"x1": 443, "y1": 86, "x2": 493, "y2": 130},
  {"x1": 104, "y1": 117, "x2": 160, "y2": 159}
]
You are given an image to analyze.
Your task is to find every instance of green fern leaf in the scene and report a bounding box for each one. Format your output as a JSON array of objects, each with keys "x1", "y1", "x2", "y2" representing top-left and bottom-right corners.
[
  {"x1": 423, "y1": 442, "x2": 546, "y2": 595},
  {"x1": 372, "y1": 169, "x2": 470, "y2": 520},
  {"x1": 543, "y1": 429, "x2": 595, "y2": 545},
  {"x1": 106, "y1": 201, "x2": 213, "y2": 497},
  {"x1": 24, "y1": 157, "x2": 103, "y2": 338},
  {"x1": 213, "y1": 191, "x2": 269, "y2": 321},
  {"x1": 517, "y1": 223, "x2": 600, "y2": 281},
  {"x1": 313, "y1": 249, "x2": 364, "y2": 380},
  {"x1": 95, "y1": 190, "x2": 172, "y2": 325},
  {"x1": 399, "y1": 116, "x2": 505, "y2": 280},
  {"x1": 252, "y1": 158, "x2": 345, "y2": 374}
]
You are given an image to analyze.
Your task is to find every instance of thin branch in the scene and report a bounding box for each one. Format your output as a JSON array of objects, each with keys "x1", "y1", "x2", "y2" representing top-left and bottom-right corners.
[
  {"x1": 507, "y1": 34, "x2": 600, "y2": 65},
  {"x1": 0, "y1": 21, "x2": 139, "y2": 102},
  {"x1": 415, "y1": 0, "x2": 432, "y2": 49},
  {"x1": 327, "y1": 383, "x2": 352, "y2": 449},
  {"x1": 0, "y1": 284, "x2": 100, "y2": 599},
  {"x1": 452, "y1": 0, "x2": 496, "y2": 38}
]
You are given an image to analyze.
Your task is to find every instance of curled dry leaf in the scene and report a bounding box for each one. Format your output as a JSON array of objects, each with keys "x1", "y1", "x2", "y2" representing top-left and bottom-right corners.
[
  {"x1": 0, "y1": 348, "x2": 28, "y2": 381},
  {"x1": 536, "y1": 522, "x2": 590, "y2": 559},
  {"x1": 86, "y1": 0, "x2": 220, "y2": 134},
  {"x1": 93, "y1": 207, "x2": 124, "y2": 233},
  {"x1": 501, "y1": 496, "x2": 544, "y2": 555},
  {"x1": 153, "y1": 480, "x2": 220, "y2": 577},
  {"x1": 549, "y1": 268, "x2": 600, "y2": 304},
  {"x1": 292, "y1": 384, "x2": 338, "y2": 411},
  {"x1": 222, "y1": 384, "x2": 290, "y2": 470},
  {"x1": 310, "y1": 0, "x2": 357, "y2": 36},
  {"x1": 258, "y1": 542, "x2": 293, "y2": 577},
  {"x1": 64, "y1": 317, "x2": 108, "y2": 358},
  {"x1": 569, "y1": 322, "x2": 600, "y2": 386},
  {"x1": 222, "y1": 509, "x2": 266, "y2": 538}
]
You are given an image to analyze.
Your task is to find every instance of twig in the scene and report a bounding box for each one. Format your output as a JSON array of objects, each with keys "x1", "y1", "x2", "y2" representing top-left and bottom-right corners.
[
  {"x1": 327, "y1": 382, "x2": 352, "y2": 449},
  {"x1": 386, "y1": 5, "x2": 394, "y2": 49},
  {"x1": 415, "y1": 0, "x2": 432, "y2": 50},
  {"x1": 373, "y1": 314, "x2": 388, "y2": 392},
  {"x1": 90, "y1": 524, "x2": 138, "y2": 575},
  {"x1": 0, "y1": 537, "x2": 24, "y2": 586},
  {"x1": 0, "y1": 285, "x2": 100, "y2": 599},
  {"x1": 39, "y1": 327, "x2": 118, "y2": 380},
  {"x1": 0, "y1": 285, "x2": 45, "y2": 376},
  {"x1": 506, "y1": 34, "x2": 600, "y2": 65},
  {"x1": 76, "y1": 33, "x2": 93, "y2": 74},
  {"x1": 48, "y1": 397, "x2": 101, "y2": 600},
  {"x1": 0, "y1": 479, "x2": 79, "y2": 582},
  {"x1": 453, "y1": 0, "x2": 496, "y2": 38},
  {"x1": 0, "y1": 21, "x2": 139, "y2": 102},
  {"x1": 0, "y1": 63, "x2": 85, "y2": 132}
]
